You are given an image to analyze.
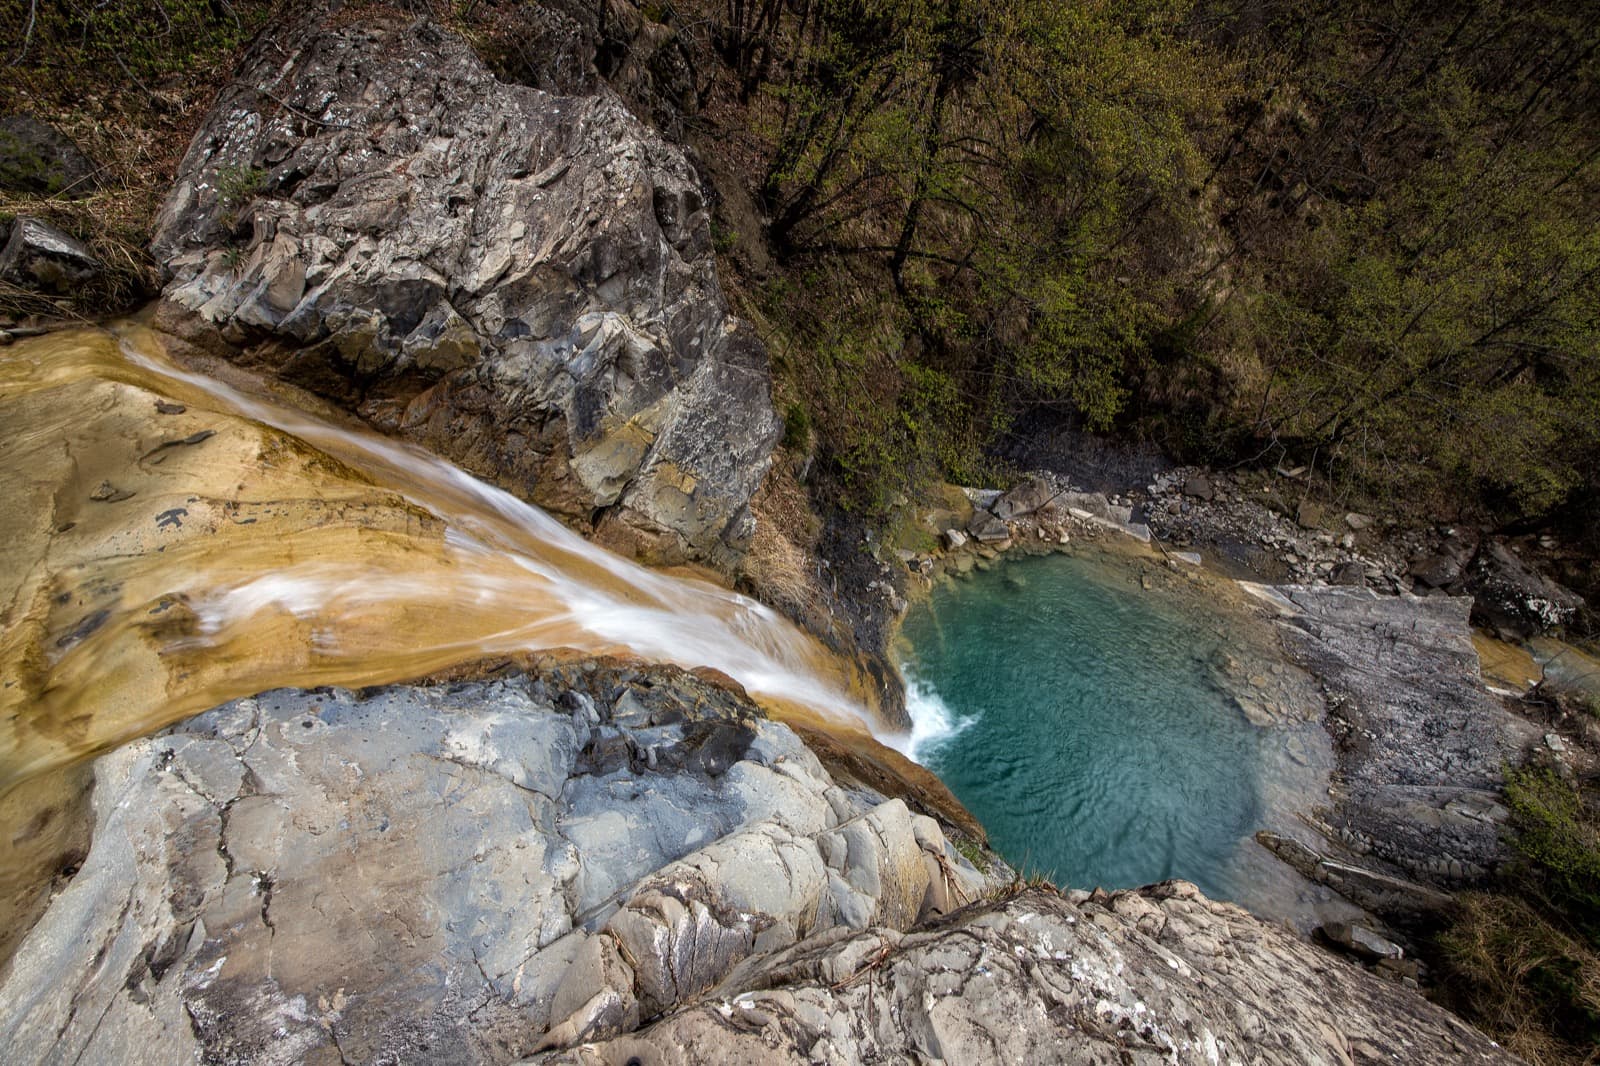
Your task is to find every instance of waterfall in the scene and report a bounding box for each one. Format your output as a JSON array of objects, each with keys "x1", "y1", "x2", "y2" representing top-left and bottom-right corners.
[{"x1": 0, "y1": 325, "x2": 884, "y2": 792}]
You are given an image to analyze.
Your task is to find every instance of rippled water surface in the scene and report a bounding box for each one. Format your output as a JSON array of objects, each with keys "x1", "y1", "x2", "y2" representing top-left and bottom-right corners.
[{"x1": 899, "y1": 552, "x2": 1335, "y2": 911}]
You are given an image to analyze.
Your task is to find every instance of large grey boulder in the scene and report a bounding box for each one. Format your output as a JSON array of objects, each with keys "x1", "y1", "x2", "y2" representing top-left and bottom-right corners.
[
  {"x1": 151, "y1": 9, "x2": 778, "y2": 568},
  {"x1": 530, "y1": 884, "x2": 1519, "y2": 1065},
  {"x1": 991, "y1": 476, "x2": 1057, "y2": 521},
  {"x1": 0, "y1": 663, "x2": 990, "y2": 1064},
  {"x1": 1466, "y1": 540, "x2": 1585, "y2": 638}
]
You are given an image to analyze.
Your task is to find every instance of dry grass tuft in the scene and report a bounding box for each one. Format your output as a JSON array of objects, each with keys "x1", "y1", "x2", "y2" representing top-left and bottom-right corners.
[
  {"x1": 0, "y1": 2, "x2": 284, "y2": 324},
  {"x1": 1436, "y1": 891, "x2": 1600, "y2": 1066},
  {"x1": 739, "y1": 450, "x2": 826, "y2": 625}
]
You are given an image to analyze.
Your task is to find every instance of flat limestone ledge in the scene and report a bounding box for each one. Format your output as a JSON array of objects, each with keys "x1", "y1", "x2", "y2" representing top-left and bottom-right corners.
[
  {"x1": 0, "y1": 668, "x2": 993, "y2": 1066},
  {"x1": 1272, "y1": 585, "x2": 1540, "y2": 888},
  {"x1": 531, "y1": 884, "x2": 1520, "y2": 1066}
]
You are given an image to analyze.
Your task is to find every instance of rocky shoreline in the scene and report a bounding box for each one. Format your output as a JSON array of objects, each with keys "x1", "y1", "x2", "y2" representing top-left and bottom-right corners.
[
  {"x1": 877, "y1": 468, "x2": 1591, "y2": 970},
  {"x1": 0, "y1": 659, "x2": 997, "y2": 1064},
  {"x1": 0, "y1": 657, "x2": 1524, "y2": 1065}
]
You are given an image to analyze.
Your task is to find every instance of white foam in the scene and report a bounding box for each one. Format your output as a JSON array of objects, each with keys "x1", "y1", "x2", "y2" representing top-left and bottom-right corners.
[{"x1": 889, "y1": 673, "x2": 974, "y2": 764}]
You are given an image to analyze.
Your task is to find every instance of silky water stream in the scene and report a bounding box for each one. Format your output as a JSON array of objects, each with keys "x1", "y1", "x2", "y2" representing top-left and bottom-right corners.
[
  {"x1": 0, "y1": 323, "x2": 885, "y2": 792},
  {"x1": 896, "y1": 550, "x2": 1361, "y2": 928},
  {"x1": 0, "y1": 323, "x2": 896, "y2": 953}
]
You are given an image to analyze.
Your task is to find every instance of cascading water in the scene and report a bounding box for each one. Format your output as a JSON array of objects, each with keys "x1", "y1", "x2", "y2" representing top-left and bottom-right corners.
[
  {"x1": 1, "y1": 322, "x2": 1356, "y2": 934},
  {"x1": 0, "y1": 324, "x2": 882, "y2": 795}
]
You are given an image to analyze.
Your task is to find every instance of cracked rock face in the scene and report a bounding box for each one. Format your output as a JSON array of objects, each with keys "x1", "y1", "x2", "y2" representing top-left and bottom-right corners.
[
  {"x1": 0, "y1": 656, "x2": 1525, "y2": 1064},
  {"x1": 532, "y1": 884, "x2": 1519, "y2": 1066},
  {"x1": 151, "y1": 9, "x2": 778, "y2": 569},
  {"x1": 0, "y1": 665, "x2": 990, "y2": 1065},
  {"x1": 1277, "y1": 586, "x2": 1539, "y2": 893}
]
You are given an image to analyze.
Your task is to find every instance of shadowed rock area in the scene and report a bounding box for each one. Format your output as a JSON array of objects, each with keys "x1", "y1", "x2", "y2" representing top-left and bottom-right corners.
[
  {"x1": 151, "y1": 8, "x2": 778, "y2": 569},
  {"x1": 1273, "y1": 587, "x2": 1540, "y2": 896}
]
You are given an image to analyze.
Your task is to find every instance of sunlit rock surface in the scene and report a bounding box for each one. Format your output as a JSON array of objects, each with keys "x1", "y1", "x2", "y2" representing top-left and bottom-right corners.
[
  {"x1": 0, "y1": 666, "x2": 991, "y2": 1065},
  {"x1": 151, "y1": 7, "x2": 778, "y2": 568},
  {"x1": 531, "y1": 884, "x2": 1518, "y2": 1066}
]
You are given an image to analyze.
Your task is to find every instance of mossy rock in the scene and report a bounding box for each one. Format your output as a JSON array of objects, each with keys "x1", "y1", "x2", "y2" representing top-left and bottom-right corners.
[{"x1": 0, "y1": 116, "x2": 97, "y2": 198}]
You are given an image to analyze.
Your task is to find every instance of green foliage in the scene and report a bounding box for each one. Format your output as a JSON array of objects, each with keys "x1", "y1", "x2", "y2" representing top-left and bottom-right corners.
[
  {"x1": 6, "y1": 1, "x2": 266, "y2": 81},
  {"x1": 1194, "y1": 0, "x2": 1600, "y2": 522},
  {"x1": 724, "y1": 0, "x2": 1221, "y2": 503},
  {"x1": 953, "y1": 836, "x2": 987, "y2": 869},
  {"x1": 702, "y1": 0, "x2": 1600, "y2": 534},
  {"x1": 759, "y1": 275, "x2": 986, "y2": 518},
  {"x1": 781, "y1": 401, "x2": 811, "y2": 451},
  {"x1": 214, "y1": 165, "x2": 268, "y2": 211},
  {"x1": 1504, "y1": 767, "x2": 1600, "y2": 940},
  {"x1": 1011, "y1": 270, "x2": 1140, "y2": 431}
]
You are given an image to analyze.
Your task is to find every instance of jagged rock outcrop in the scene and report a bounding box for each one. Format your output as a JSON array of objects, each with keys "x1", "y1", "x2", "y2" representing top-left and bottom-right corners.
[
  {"x1": 1276, "y1": 586, "x2": 1540, "y2": 895},
  {"x1": 150, "y1": 8, "x2": 778, "y2": 569},
  {"x1": 0, "y1": 663, "x2": 989, "y2": 1065},
  {"x1": 530, "y1": 884, "x2": 1519, "y2": 1065},
  {"x1": 1466, "y1": 540, "x2": 1586, "y2": 639}
]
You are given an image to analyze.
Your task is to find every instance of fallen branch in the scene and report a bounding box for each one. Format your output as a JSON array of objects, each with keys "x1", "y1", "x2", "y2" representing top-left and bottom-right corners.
[{"x1": 829, "y1": 940, "x2": 894, "y2": 991}]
